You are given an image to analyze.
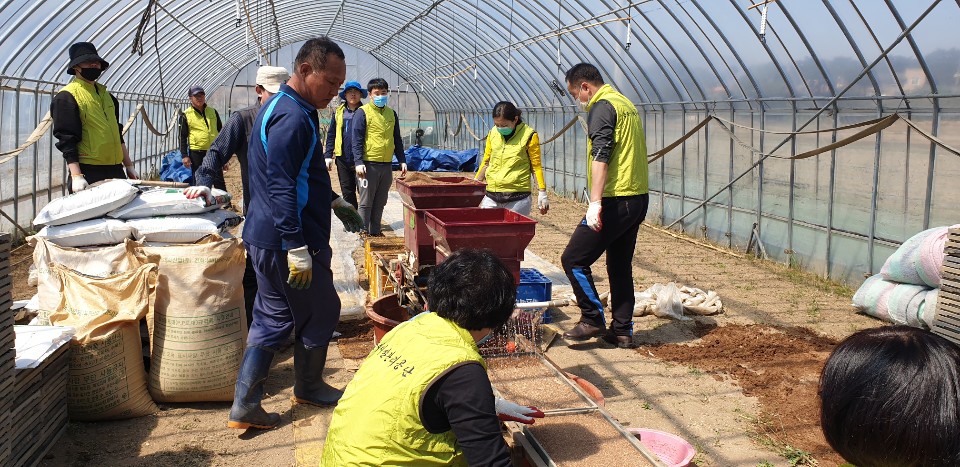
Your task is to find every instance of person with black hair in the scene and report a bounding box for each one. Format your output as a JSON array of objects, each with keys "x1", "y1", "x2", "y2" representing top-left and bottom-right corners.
[
  {"x1": 351, "y1": 77, "x2": 408, "y2": 236},
  {"x1": 475, "y1": 101, "x2": 549, "y2": 216},
  {"x1": 51, "y1": 42, "x2": 139, "y2": 193},
  {"x1": 321, "y1": 249, "x2": 543, "y2": 466},
  {"x1": 560, "y1": 63, "x2": 650, "y2": 349},
  {"x1": 227, "y1": 37, "x2": 348, "y2": 431},
  {"x1": 819, "y1": 326, "x2": 960, "y2": 466}
]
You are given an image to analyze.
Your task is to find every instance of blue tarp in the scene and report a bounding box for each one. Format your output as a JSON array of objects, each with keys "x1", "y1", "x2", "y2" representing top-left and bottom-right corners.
[
  {"x1": 160, "y1": 150, "x2": 194, "y2": 184},
  {"x1": 393, "y1": 146, "x2": 479, "y2": 173}
]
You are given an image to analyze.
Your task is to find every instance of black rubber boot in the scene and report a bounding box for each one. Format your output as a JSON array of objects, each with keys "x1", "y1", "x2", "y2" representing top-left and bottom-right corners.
[
  {"x1": 227, "y1": 345, "x2": 281, "y2": 430},
  {"x1": 292, "y1": 341, "x2": 343, "y2": 406}
]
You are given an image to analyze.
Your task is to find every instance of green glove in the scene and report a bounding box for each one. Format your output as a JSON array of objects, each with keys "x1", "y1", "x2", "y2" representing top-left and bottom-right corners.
[{"x1": 332, "y1": 197, "x2": 364, "y2": 233}]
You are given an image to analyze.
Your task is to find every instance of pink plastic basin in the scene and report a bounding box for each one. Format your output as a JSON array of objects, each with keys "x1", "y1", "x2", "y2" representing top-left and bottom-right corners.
[{"x1": 627, "y1": 428, "x2": 696, "y2": 467}]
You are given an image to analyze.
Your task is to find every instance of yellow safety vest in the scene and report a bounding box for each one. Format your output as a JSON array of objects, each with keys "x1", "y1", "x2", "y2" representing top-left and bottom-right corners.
[
  {"x1": 321, "y1": 312, "x2": 485, "y2": 466},
  {"x1": 481, "y1": 122, "x2": 537, "y2": 193},
  {"x1": 61, "y1": 79, "x2": 123, "y2": 166},
  {"x1": 183, "y1": 105, "x2": 219, "y2": 151},
  {"x1": 360, "y1": 101, "x2": 396, "y2": 163},
  {"x1": 333, "y1": 103, "x2": 346, "y2": 157},
  {"x1": 586, "y1": 84, "x2": 649, "y2": 197}
]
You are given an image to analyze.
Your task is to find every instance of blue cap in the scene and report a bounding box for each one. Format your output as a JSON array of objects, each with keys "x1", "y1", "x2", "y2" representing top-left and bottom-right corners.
[
  {"x1": 188, "y1": 85, "x2": 205, "y2": 96},
  {"x1": 339, "y1": 81, "x2": 367, "y2": 99}
]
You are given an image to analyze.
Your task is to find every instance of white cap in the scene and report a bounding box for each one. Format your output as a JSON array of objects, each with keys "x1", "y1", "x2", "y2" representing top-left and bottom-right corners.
[{"x1": 255, "y1": 66, "x2": 290, "y2": 93}]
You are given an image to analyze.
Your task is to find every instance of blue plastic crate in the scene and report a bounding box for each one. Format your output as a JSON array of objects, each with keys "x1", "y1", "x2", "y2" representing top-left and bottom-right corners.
[{"x1": 517, "y1": 268, "x2": 553, "y2": 323}]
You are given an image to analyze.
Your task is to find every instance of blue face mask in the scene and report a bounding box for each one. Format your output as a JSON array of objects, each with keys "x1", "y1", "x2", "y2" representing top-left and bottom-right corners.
[
  {"x1": 373, "y1": 95, "x2": 389, "y2": 108},
  {"x1": 497, "y1": 126, "x2": 514, "y2": 136}
]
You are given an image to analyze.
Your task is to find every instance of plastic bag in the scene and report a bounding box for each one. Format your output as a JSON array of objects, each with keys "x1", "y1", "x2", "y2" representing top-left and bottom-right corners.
[
  {"x1": 653, "y1": 282, "x2": 687, "y2": 320},
  {"x1": 160, "y1": 150, "x2": 194, "y2": 184}
]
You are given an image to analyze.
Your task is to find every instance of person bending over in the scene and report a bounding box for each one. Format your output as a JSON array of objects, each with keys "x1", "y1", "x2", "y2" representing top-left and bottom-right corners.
[{"x1": 321, "y1": 249, "x2": 543, "y2": 466}]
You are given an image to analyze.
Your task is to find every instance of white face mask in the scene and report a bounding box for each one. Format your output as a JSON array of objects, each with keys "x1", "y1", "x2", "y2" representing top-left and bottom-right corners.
[{"x1": 576, "y1": 86, "x2": 589, "y2": 111}]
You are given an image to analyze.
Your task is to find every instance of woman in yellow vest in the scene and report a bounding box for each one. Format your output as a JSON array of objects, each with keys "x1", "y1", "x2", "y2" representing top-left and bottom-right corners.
[
  {"x1": 475, "y1": 101, "x2": 549, "y2": 216},
  {"x1": 321, "y1": 249, "x2": 543, "y2": 466}
]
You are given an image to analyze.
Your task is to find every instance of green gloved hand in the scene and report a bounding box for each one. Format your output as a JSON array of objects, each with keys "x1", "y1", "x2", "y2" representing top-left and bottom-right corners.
[
  {"x1": 332, "y1": 196, "x2": 364, "y2": 233},
  {"x1": 287, "y1": 246, "x2": 313, "y2": 290}
]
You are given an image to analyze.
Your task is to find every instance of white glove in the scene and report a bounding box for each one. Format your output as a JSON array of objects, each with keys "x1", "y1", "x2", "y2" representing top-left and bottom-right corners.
[
  {"x1": 325, "y1": 158, "x2": 334, "y2": 171},
  {"x1": 124, "y1": 165, "x2": 140, "y2": 180},
  {"x1": 495, "y1": 397, "x2": 545, "y2": 424},
  {"x1": 286, "y1": 246, "x2": 313, "y2": 289},
  {"x1": 71, "y1": 174, "x2": 89, "y2": 192},
  {"x1": 400, "y1": 162, "x2": 408, "y2": 177},
  {"x1": 586, "y1": 200, "x2": 602, "y2": 231},
  {"x1": 183, "y1": 185, "x2": 214, "y2": 205},
  {"x1": 355, "y1": 164, "x2": 367, "y2": 178},
  {"x1": 537, "y1": 190, "x2": 549, "y2": 214}
]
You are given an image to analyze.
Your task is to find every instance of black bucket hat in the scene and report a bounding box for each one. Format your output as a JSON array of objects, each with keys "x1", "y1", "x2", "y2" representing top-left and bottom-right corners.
[{"x1": 65, "y1": 42, "x2": 110, "y2": 75}]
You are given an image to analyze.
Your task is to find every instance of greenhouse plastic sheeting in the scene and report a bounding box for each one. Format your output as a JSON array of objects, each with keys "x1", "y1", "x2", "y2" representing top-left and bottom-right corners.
[
  {"x1": 159, "y1": 150, "x2": 193, "y2": 184},
  {"x1": 395, "y1": 147, "x2": 478, "y2": 173}
]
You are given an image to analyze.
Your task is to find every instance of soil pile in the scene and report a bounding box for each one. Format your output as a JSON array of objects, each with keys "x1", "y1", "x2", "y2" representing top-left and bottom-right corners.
[{"x1": 646, "y1": 322, "x2": 842, "y2": 466}]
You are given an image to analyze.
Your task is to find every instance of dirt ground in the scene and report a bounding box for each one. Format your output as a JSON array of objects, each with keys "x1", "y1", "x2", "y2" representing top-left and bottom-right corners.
[
  {"x1": 647, "y1": 323, "x2": 841, "y2": 466},
  {"x1": 522, "y1": 184, "x2": 879, "y2": 466},
  {"x1": 16, "y1": 165, "x2": 884, "y2": 466}
]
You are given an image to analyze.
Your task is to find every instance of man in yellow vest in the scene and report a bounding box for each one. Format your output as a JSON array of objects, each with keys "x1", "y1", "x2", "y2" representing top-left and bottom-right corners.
[
  {"x1": 178, "y1": 85, "x2": 223, "y2": 188},
  {"x1": 560, "y1": 63, "x2": 649, "y2": 349},
  {"x1": 321, "y1": 249, "x2": 543, "y2": 466},
  {"x1": 351, "y1": 78, "x2": 408, "y2": 236},
  {"x1": 51, "y1": 42, "x2": 139, "y2": 193},
  {"x1": 323, "y1": 80, "x2": 366, "y2": 209}
]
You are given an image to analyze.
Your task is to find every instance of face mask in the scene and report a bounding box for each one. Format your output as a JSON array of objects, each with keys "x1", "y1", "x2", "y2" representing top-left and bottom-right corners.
[
  {"x1": 576, "y1": 86, "x2": 589, "y2": 111},
  {"x1": 373, "y1": 95, "x2": 389, "y2": 108},
  {"x1": 78, "y1": 67, "x2": 102, "y2": 81},
  {"x1": 497, "y1": 126, "x2": 514, "y2": 136},
  {"x1": 477, "y1": 332, "x2": 494, "y2": 346}
]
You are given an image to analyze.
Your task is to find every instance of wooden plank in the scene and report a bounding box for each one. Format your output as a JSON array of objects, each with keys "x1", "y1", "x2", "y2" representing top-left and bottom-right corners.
[
  {"x1": 937, "y1": 293, "x2": 960, "y2": 309},
  {"x1": 934, "y1": 300, "x2": 960, "y2": 318},
  {"x1": 933, "y1": 307, "x2": 960, "y2": 328},
  {"x1": 941, "y1": 282, "x2": 960, "y2": 296},
  {"x1": 932, "y1": 324, "x2": 960, "y2": 346}
]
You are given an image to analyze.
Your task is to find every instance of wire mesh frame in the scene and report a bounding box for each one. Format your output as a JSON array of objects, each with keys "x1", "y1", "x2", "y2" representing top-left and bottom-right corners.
[
  {"x1": 0, "y1": 77, "x2": 182, "y2": 237},
  {"x1": 435, "y1": 91, "x2": 956, "y2": 287}
]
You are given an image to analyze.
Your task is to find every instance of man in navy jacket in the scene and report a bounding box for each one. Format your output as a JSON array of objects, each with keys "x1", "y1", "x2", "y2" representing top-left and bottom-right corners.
[{"x1": 227, "y1": 37, "x2": 349, "y2": 430}]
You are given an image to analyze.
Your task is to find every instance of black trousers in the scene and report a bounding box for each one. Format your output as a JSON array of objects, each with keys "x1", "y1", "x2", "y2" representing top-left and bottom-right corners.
[
  {"x1": 67, "y1": 163, "x2": 125, "y2": 193},
  {"x1": 335, "y1": 155, "x2": 359, "y2": 209},
  {"x1": 561, "y1": 194, "x2": 648, "y2": 336},
  {"x1": 188, "y1": 149, "x2": 226, "y2": 190}
]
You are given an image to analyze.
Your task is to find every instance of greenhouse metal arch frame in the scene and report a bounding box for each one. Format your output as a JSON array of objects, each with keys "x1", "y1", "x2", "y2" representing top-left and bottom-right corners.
[{"x1": 0, "y1": 0, "x2": 957, "y2": 285}]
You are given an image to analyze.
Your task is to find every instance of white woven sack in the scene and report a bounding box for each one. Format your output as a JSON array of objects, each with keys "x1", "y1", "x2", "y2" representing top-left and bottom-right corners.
[
  {"x1": 34, "y1": 218, "x2": 136, "y2": 248},
  {"x1": 33, "y1": 180, "x2": 139, "y2": 226},
  {"x1": 194, "y1": 209, "x2": 242, "y2": 230},
  {"x1": 107, "y1": 187, "x2": 230, "y2": 220},
  {"x1": 126, "y1": 216, "x2": 220, "y2": 243}
]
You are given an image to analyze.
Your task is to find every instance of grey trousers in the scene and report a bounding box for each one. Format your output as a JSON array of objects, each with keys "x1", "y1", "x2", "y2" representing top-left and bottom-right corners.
[{"x1": 357, "y1": 161, "x2": 393, "y2": 235}]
